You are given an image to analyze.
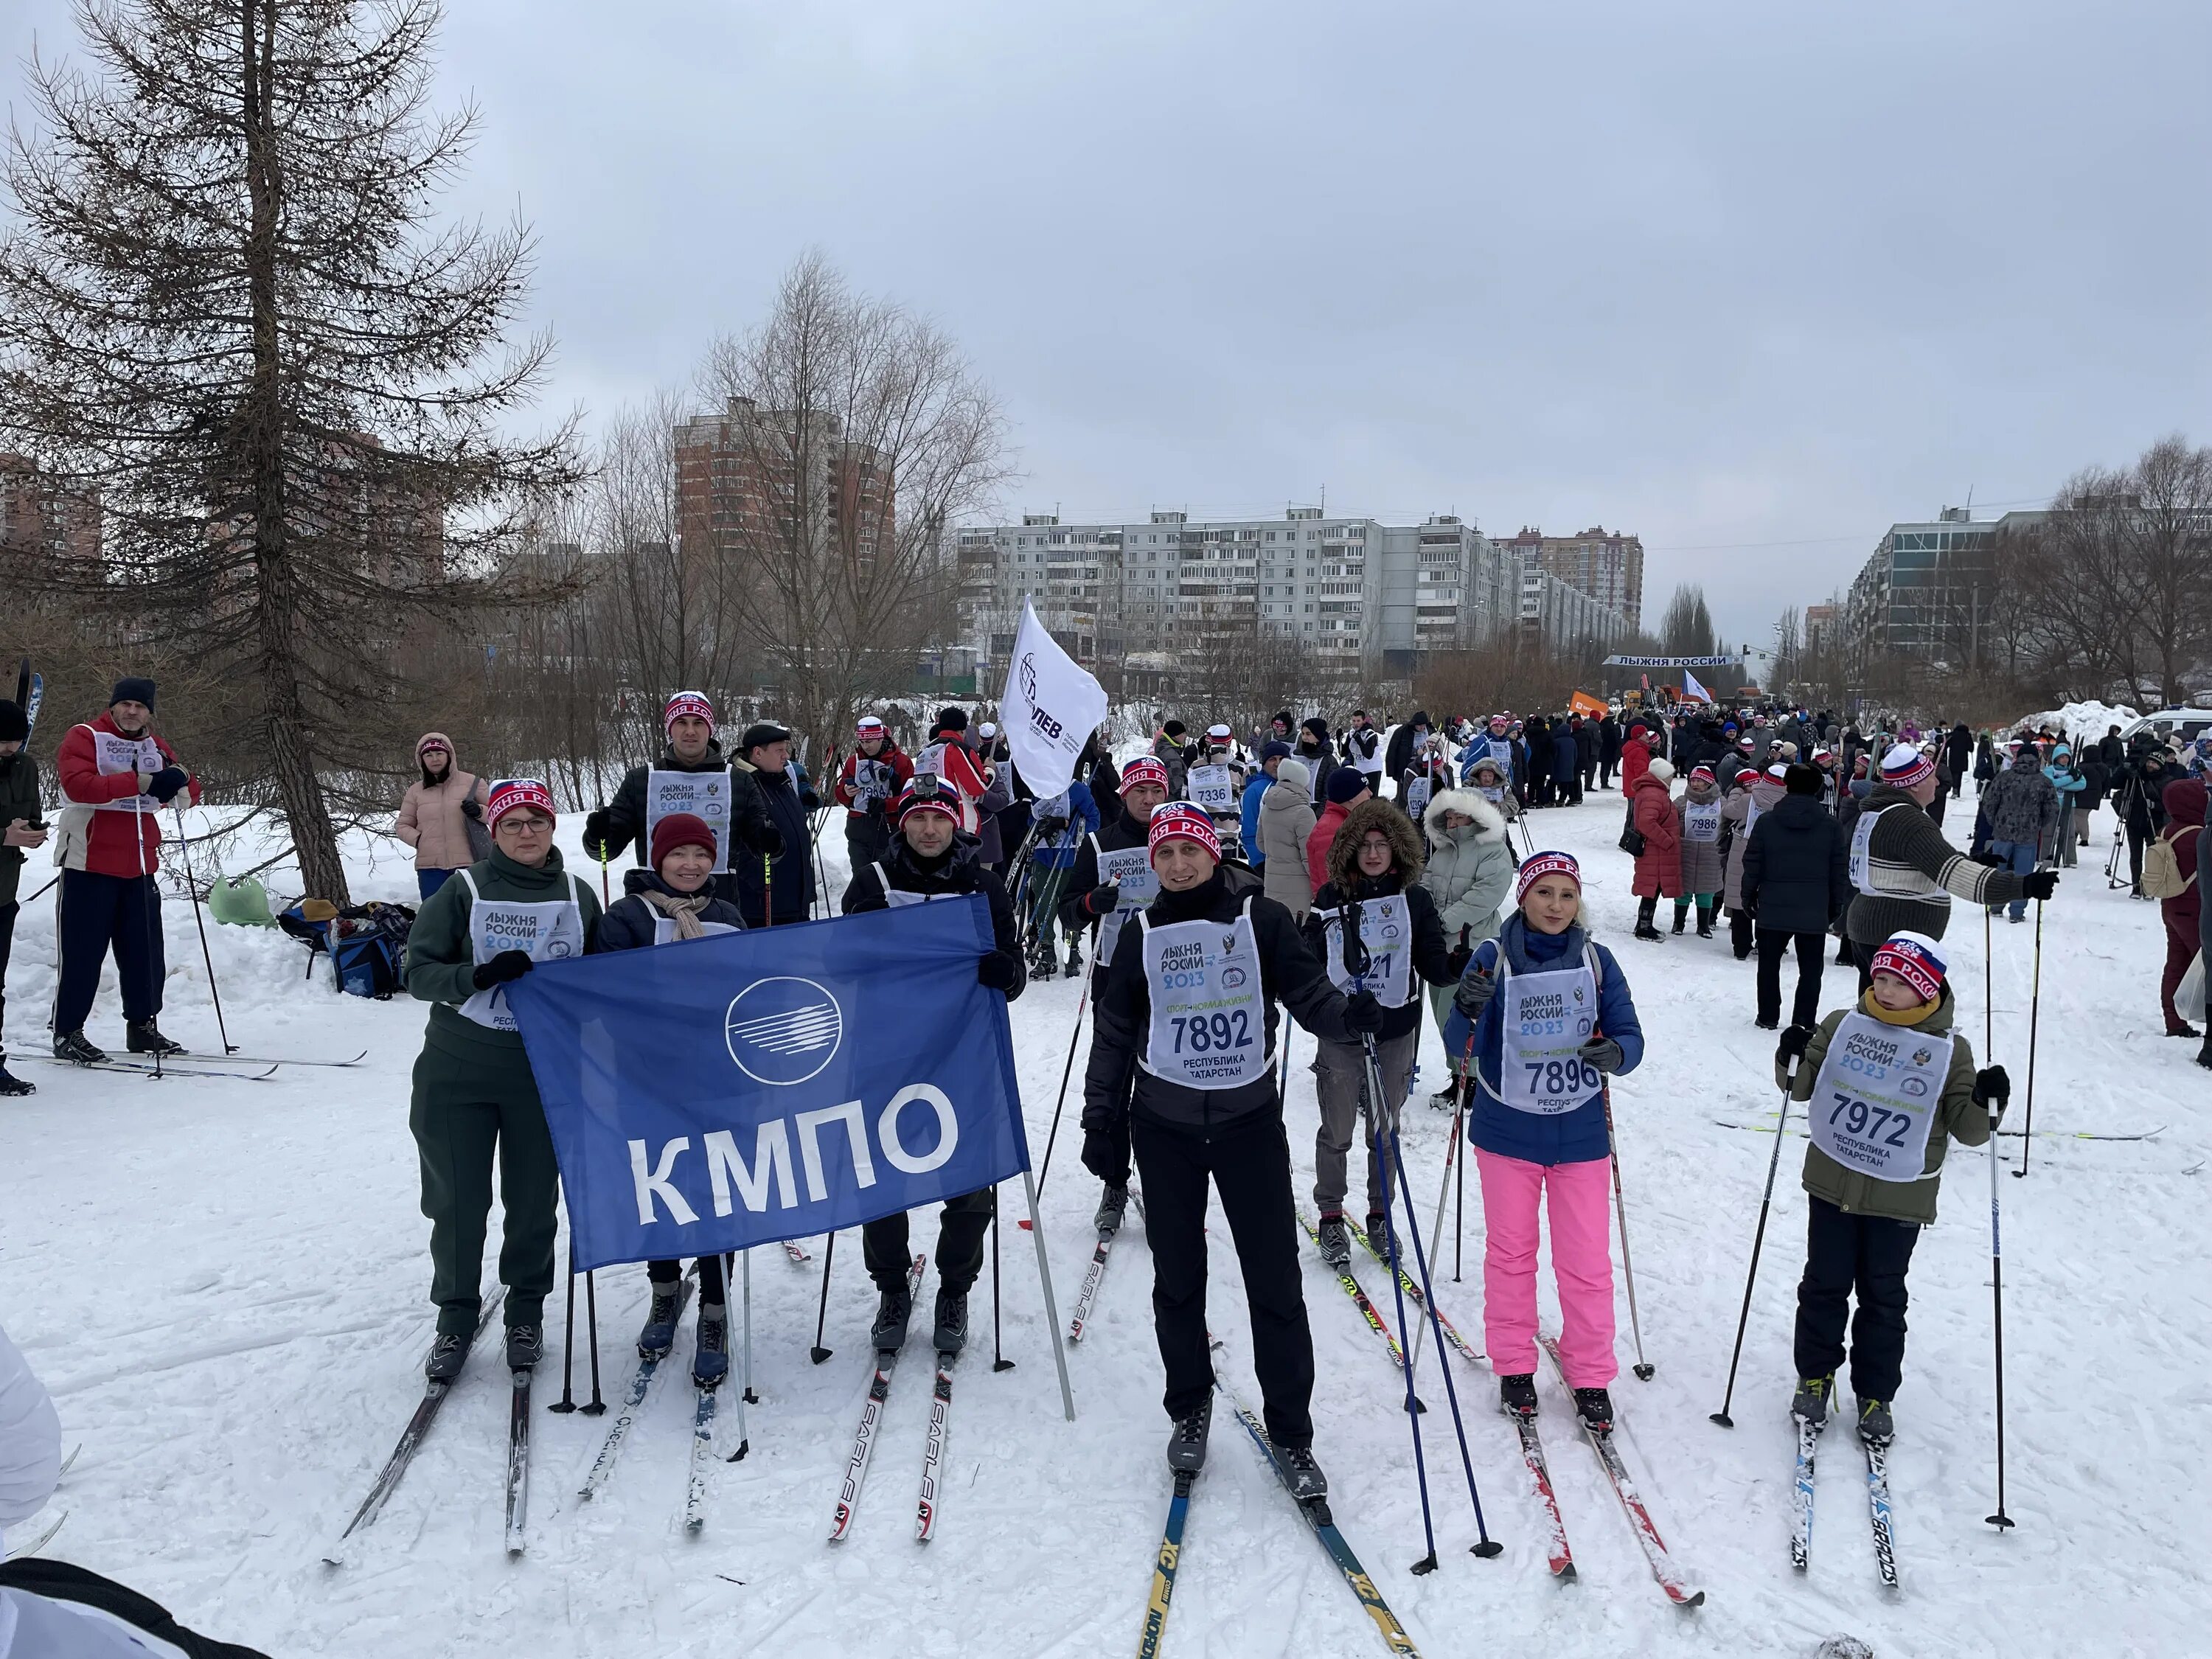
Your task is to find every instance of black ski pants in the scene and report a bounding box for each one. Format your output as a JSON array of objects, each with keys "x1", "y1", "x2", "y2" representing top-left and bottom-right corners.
[
  {"x1": 648, "y1": 1255, "x2": 726, "y2": 1303},
  {"x1": 1133, "y1": 1107, "x2": 1316, "y2": 1450},
  {"x1": 1756, "y1": 929, "x2": 1827, "y2": 1029},
  {"x1": 53, "y1": 868, "x2": 164, "y2": 1037},
  {"x1": 1794, "y1": 1194, "x2": 1920, "y2": 1403},
  {"x1": 0, "y1": 899, "x2": 16, "y2": 1059},
  {"x1": 0, "y1": 1558, "x2": 271, "y2": 1658},
  {"x1": 1729, "y1": 906, "x2": 1755, "y2": 960},
  {"x1": 863, "y1": 1186, "x2": 995, "y2": 1296}
]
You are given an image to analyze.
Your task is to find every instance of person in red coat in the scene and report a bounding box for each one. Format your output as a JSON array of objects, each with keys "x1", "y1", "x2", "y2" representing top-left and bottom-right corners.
[
  {"x1": 1618, "y1": 720, "x2": 1656, "y2": 795},
  {"x1": 51, "y1": 678, "x2": 201, "y2": 1062},
  {"x1": 1629, "y1": 755, "x2": 1682, "y2": 941},
  {"x1": 2157, "y1": 776, "x2": 2205, "y2": 1037},
  {"x1": 1307, "y1": 766, "x2": 1371, "y2": 896},
  {"x1": 832, "y1": 713, "x2": 915, "y2": 872}
]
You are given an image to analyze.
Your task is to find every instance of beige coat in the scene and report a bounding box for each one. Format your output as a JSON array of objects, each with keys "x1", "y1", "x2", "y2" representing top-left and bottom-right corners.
[
  {"x1": 1257, "y1": 765, "x2": 1318, "y2": 918},
  {"x1": 395, "y1": 734, "x2": 489, "y2": 871}
]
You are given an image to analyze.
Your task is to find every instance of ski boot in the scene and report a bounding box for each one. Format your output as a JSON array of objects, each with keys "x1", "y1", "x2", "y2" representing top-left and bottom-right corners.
[
  {"x1": 1063, "y1": 941, "x2": 1083, "y2": 979},
  {"x1": 1791, "y1": 1373, "x2": 1834, "y2": 1427},
  {"x1": 932, "y1": 1288, "x2": 968, "y2": 1355},
  {"x1": 125, "y1": 1020, "x2": 186, "y2": 1056},
  {"x1": 1499, "y1": 1373, "x2": 1538, "y2": 1419},
  {"x1": 638, "y1": 1280, "x2": 682, "y2": 1357},
  {"x1": 692, "y1": 1302, "x2": 729, "y2": 1388},
  {"x1": 1094, "y1": 1183, "x2": 1130, "y2": 1237},
  {"x1": 1427, "y1": 1084, "x2": 1460, "y2": 1110},
  {"x1": 425, "y1": 1330, "x2": 470, "y2": 1382},
  {"x1": 504, "y1": 1324, "x2": 543, "y2": 1371},
  {"x1": 1167, "y1": 1391, "x2": 1212, "y2": 1473},
  {"x1": 1573, "y1": 1386, "x2": 1614, "y2": 1433},
  {"x1": 53, "y1": 1029, "x2": 108, "y2": 1065},
  {"x1": 1278, "y1": 1444, "x2": 1329, "y2": 1503},
  {"x1": 0, "y1": 1061, "x2": 32, "y2": 1096},
  {"x1": 1315, "y1": 1212, "x2": 1351, "y2": 1268},
  {"x1": 1364, "y1": 1211, "x2": 1389, "y2": 1248},
  {"x1": 872, "y1": 1282, "x2": 914, "y2": 1352},
  {"x1": 1856, "y1": 1397, "x2": 1893, "y2": 1445}
]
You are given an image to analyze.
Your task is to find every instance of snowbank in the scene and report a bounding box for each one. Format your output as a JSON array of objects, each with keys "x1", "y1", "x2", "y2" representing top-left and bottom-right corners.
[{"x1": 2011, "y1": 700, "x2": 2138, "y2": 743}]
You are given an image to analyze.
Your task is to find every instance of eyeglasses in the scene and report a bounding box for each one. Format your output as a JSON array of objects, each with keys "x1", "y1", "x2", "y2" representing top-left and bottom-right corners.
[{"x1": 498, "y1": 815, "x2": 554, "y2": 833}]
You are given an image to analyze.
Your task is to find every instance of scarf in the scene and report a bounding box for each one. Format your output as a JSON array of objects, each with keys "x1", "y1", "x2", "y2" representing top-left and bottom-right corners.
[
  {"x1": 1860, "y1": 987, "x2": 1937, "y2": 1026},
  {"x1": 641, "y1": 888, "x2": 714, "y2": 941}
]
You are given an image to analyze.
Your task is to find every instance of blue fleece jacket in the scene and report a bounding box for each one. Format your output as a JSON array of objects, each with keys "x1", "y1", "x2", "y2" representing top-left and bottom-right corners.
[
  {"x1": 1240, "y1": 771, "x2": 1271, "y2": 865},
  {"x1": 1031, "y1": 780, "x2": 1101, "y2": 869},
  {"x1": 1441, "y1": 914, "x2": 1645, "y2": 1166}
]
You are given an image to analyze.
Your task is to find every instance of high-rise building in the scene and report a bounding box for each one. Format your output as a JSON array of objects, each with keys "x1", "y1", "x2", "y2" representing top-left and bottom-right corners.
[
  {"x1": 1843, "y1": 507, "x2": 2006, "y2": 666},
  {"x1": 674, "y1": 397, "x2": 894, "y2": 569},
  {"x1": 0, "y1": 453, "x2": 100, "y2": 563},
  {"x1": 1494, "y1": 525, "x2": 1645, "y2": 633}
]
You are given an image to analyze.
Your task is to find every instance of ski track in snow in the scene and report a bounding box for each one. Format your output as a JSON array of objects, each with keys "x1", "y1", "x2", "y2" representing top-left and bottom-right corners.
[{"x1": 0, "y1": 789, "x2": 2204, "y2": 1658}]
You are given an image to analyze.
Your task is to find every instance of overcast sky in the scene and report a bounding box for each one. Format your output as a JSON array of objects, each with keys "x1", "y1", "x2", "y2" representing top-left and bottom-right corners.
[{"x1": 7, "y1": 0, "x2": 2209, "y2": 644}]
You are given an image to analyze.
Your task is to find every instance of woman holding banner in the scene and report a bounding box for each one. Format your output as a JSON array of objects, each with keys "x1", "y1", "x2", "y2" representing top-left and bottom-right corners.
[{"x1": 405, "y1": 778, "x2": 604, "y2": 1382}]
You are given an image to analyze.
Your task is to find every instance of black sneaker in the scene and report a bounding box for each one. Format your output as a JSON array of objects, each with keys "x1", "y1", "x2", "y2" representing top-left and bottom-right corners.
[
  {"x1": 1573, "y1": 1387, "x2": 1613, "y2": 1432},
  {"x1": 53, "y1": 1029, "x2": 108, "y2": 1065},
  {"x1": 1094, "y1": 1183, "x2": 1130, "y2": 1237},
  {"x1": 692, "y1": 1303, "x2": 729, "y2": 1388},
  {"x1": 1315, "y1": 1213, "x2": 1351, "y2": 1268},
  {"x1": 504, "y1": 1324, "x2": 543, "y2": 1371},
  {"x1": 638, "y1": 1283, "x2": 681, "y2": 1357},
  {"x1": 1278, "y1": 1444, "x2": 1329, "y2": 1503},
  {"x1": 1167, "y1": 1393, "x2": 1212, "y2": 1473},
  {"x1": 1791, "y1": 1373, "x2": 1834, "y2": 1426},
  {"x1": 1755, "y1": 1015, "x2": 1780, "y2": 1031},
  {"x1": 1499, "y1": 1373, "x2": 1538, "y2": 1419},
  {"x1": 0, "y1": 1062, "x2": 32, "y2": 1096},
  {"x1": 932, "y1": 1288, "x2": 968, "y2": 1355},
  {"x1": 1427, "y1": 1085, "x2": 1460, "y2": 1110},
  {"x1": 425, "y1": 1331, "x2": 469, "y2": 1383},
  {"x1": 125, "y1": 1020, "x2": 186, "y2": 1056},
  {"x1": 1857, "y1": 1397, "x2": 1894, "y2": 1445},
  {"x1": 872, "y1": 1284, "x2": 914, "y2": 1352}
]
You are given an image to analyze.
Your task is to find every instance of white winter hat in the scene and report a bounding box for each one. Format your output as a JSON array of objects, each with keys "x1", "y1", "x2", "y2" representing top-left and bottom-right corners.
[{"x1": 1276, "y1": 758, "x2": 1310, "y2": 793}]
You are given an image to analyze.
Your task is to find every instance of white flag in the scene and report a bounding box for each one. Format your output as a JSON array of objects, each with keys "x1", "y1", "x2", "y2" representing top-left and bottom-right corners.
[
  {"x1": 1681, "y1": 667, "x2": 1713, "y2": 703},
  {"x1": 998, "y1": 599, "x2": 1107, "y2": 801}
]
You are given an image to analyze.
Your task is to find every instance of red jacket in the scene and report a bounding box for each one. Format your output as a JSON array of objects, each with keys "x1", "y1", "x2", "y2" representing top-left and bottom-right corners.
[
  {"x1": 1619, "y1": 729, "x2": 1653, "y2": 793},
  {"x1": 913, "y1": 731, "x2": 990, "y2": 833},
  {"x1": 1630, "y1": 767, "x2": 1683, "y2": 899},
  {"x1": 1306, "y1": 800, "x2": 1351, "y2": 896},
  {"x1": 55, "y1": 711, "x2": 199, "y2": 877},
  {"x1": 835, "y1": 742, "x2": 915, "y2": 819}
]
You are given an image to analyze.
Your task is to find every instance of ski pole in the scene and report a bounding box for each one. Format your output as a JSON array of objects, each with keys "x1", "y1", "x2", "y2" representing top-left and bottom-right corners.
[
  {"x1": 580, "y1": 1270, "x2": 605, "y2": 1414},
  {"x1": 763, "y1": 853, "x2": 773, "y2": 928},
  {"x1": 1361, "y1": 1040, "x2": 1442, "y2": 1573},
  {"x1": 808, "y1": 1233, "x2": 837, "y2": 1364},
  {"x1": 1032, "y1": 974, "x2": 1091, "y2": 1204},
  {"x1": 1601, "y1": 1081, "x2": 1655, "y2": 1380},
  {"x1": 991, "y1": 1184, "x2": 1015, "y2": 1372},
  {"x1": 549, "y1": 1253, "x2": 579, "y2": 1413},
  {"x1": 1711, "y1": 1054, "x2": 1798, "y2": 1427},
  {"x1": 1984, "y1": 905, "x2": 1992, "y2": 1057},
  {"x1": 170, "y1": 801, "x2": 236, "y2": 1052},
  {"x1": 136, "y1": 799, "x2": 164, "y2": 1080},
  {"x1": 1408, "y1": 1027, "x2": 1479, "y2": 1377},
  {"x1": 1985, "y1": 1091, "x2": 2015, "y2": 1530},
  {"x1": 731, "y1": 1250, "x2": 754, "y2": 1461},
  {"x1": 2013, "y1": 897, "x2": 2044, "y2": 1178},
  {"x1": 598, "y1": 848, "x2": 610, "y2": 908}
]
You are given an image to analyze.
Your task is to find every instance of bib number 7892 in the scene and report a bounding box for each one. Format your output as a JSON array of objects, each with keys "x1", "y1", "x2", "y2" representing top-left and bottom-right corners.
[
  {"x1": 1829, "y1": 1091, "x2": 1913, "y2": 1149},
  {"x1": 1171, "y1": 1010, "x2": 1253, "y2": 1055}
]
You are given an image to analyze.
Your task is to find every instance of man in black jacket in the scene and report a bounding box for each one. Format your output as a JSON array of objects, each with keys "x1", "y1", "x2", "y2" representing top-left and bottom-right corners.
[
  {"x1": 843, "y1": 775, "x2": 1026, "y2": 1354},
  {"x1": 1742, "y1": 765, "x2": 1851, "y2": 1029},
  {"x1": 582, "y1": 690, "x2": 778, "y2": 908},
  {"x1": 727, "y1": 722, "x2": 820, "y2": 926},
  {"x1": 1080, "y1": 803, "x2": 1380, "y2": 1497}
]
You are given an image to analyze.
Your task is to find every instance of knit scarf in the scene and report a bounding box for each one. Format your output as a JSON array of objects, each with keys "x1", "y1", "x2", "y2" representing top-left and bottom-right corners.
[
  {"x1": 641, "y1": 888, "x2": 714, "y2": 941},
  {"x1": 1860, "y1": 987, "x2": 1936, "y2": 1026}
]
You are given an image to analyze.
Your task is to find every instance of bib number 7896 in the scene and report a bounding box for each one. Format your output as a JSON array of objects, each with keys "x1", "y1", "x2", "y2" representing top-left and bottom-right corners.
[
  {"x1": 1829, "y1": 1091, "x2": 1913, "y2": 1149},
  {"x1": 1525, "y1": 1057, "x2": 1601, "y2": 1096},
  {"x1": 1171, "y1": 1010, "x2": 1252, "y2": 1054}
]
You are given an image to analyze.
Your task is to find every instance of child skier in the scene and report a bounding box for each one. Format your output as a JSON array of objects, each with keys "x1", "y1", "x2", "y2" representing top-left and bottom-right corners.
[
  {"x1": 591, "y1": 811, "x2": 746, "y2": 1386},
  {"x1": 1442, "y1": 852, "x2": 1644, "y2": 1428},
  {"x1": 1673, "y1": 763, "x2": 1725, "y2": 937},
  {"x1": 1776, "y1": 931, "x2": 2006, "y2": 1443}
]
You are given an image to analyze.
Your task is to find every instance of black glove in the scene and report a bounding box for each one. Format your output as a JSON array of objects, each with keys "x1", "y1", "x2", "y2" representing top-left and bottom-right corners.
[
  {"x1": 750, "y1": 819, "x2": 786, "y2": 859},
  {"x1": 581, "y1": 809, "x2": 613, "y2": 858},
  {"x1": 977, "y1": 951, "x2": 1019, "y2": 992},
  {"x1": 2021, "y1": 869, "x2": 2059, "y2": 901},
  {"x1": 1579, "y1": 1037, "x2": 1625, "y2": 1075},
  {"x1": 1446, "y1": 942, "x2": 1472, "y2": 981},
  {"x1": 1039, "y1": 816, "x2": 1070, "y2": 838},
  {"x1": 1342, "y1": 991, "x2": 1384, "y2": 1035},
  {"x1": 470, "y1": 950, "x2": 534, "y2": 990},
  {"x1": 1081, "y1": 1122, "x2": 1130, "y2": 1185},
  {"x1": 1452, "y1": 968, "x2": 1495, "y2": 1021},
  {"x1": 799, "y1": 786, "x2": 821, "y2": 812},
  {"x1": 147, "y1": 765, "x2": 188, "y2": 803},
  {"x1": 1080, "y1": 883, "x2": 1121, "y2": 917},
  {"x1": 1972, "y1": 1064, "x2": 2011, "y2": 1108},
  {"x1": 1778, "y1": 1023, "x2": 1814, "y2": 1063},
  {"x1": 460, "y1": 797, "x2": 484, "y2": 821}
]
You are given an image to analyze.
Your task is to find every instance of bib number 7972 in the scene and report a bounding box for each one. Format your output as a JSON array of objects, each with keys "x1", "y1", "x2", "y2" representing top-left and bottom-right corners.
[
  {"x1": 1525, "y1": 1057, "x2": 1600, "y2": 1096},
  {"x1": 1829, "y1": 1091, "x2": 1913, "y2": 1149},
  {"x1": 1171, "y1": 1010, "x2": 1253, "y2": 1055}
]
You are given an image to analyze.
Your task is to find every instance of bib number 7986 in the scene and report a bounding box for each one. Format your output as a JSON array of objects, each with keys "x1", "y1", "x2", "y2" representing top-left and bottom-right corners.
[
  {"x1": 1171, "y1": 1010, "x2": 1252, "y2": 1054},
  {"x1": 1829, "y1": 1091, "x2": 1913, "y2": 1149}
]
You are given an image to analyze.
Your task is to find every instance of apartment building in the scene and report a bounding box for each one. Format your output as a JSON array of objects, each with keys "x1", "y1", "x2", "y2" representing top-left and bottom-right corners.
[{"x1": 1495, "y1": 524, "x2": 1645, "y2": 632}]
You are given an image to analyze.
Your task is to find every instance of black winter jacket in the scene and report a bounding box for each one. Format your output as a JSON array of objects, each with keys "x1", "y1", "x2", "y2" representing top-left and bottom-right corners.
[
  {"x1": 0, "y1": 749, "x2": 41, "y2": 908},
  {"x1": 1057, "y1": 803, "x2": 1152, "y2": 995},
  {"x1": 728, "y1": 757, "x2": 820, "y2": 925},
  {"x1": 581, "y1": 741, "x2": 777, "y2": 909},
  {"x1": 1083, "y1": 865, "x2": 1354, "y2": 1135},
  {"x1": 1741, "y1": 793, "x2": 1851, "y2": 934},
  {"x1": 842, "y1": 837, "x2": 1026, "y2": 1002},
  {"x1": 594, "y1": 869, "x2": 748, "y2": 953},
  {"x1": 1301, "y1": 873, "x2": 1454, "y2": 1042}
]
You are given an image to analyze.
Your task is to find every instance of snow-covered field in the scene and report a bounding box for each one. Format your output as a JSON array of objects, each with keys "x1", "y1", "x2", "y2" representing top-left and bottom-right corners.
[{"x1": 1, "y1": 784, "x2": 2203, "y2": 1659}]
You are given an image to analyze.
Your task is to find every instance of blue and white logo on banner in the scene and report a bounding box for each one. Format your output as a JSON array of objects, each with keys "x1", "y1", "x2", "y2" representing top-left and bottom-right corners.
[{"x1": 507, "y1": 897, "x2": 1029, "y2": 1272}]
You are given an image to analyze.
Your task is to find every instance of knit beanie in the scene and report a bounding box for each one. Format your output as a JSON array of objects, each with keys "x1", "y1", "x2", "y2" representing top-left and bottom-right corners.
[
  {"x1": 111, "y1": 677, "x2": 156, "y2": 711},
  {"x1": 1326, "y1": 767, "x2": 1370, "y2": 805},
  {"x1": 650, "y1": 811, "x2": 717, "y2": 869},
  {"x1": 0, "y1": 701, "x2": 25, "y2": 744}
]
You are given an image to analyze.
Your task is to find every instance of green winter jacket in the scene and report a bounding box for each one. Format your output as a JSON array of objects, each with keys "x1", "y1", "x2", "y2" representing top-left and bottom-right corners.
[
  {"x1": 406, "y1": 846, "x2": 602, "y2": 1061},
  {"x1": 1778, "y1": 987, "x2": 1988, "y2": 1225},
  {"x1": 0, "y1": 750, "x2": 41, "y2": 908}
]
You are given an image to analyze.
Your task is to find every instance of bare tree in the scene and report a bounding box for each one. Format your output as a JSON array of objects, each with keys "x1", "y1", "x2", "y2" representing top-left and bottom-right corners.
[
  {"x1": 693, "y1": 252, "x2": 1012, "y2": 765},
  {"x1": 1658, "y1": 585, "x2": 1717, "y2": 657},
  {"x1": 0, "y1": 0, "x2": 582, "y2": 900}
]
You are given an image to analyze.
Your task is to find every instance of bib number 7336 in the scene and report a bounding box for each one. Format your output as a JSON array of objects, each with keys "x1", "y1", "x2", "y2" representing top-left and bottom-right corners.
[
  {"x1": 1170, "y1": 1010, "x2": 1253, "y2": 1054},
  {"x1": 1829, "y1": 1091, "x2": 1914, "y2": 1149},
  {"x1": 1525, "y1": 1057, "x2": 1601, "y2": 1096}
]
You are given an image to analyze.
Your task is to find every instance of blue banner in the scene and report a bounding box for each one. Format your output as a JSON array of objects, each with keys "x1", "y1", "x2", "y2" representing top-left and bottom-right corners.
[{"x1": 507, "y1": 897, "x2": 1029, "y2": 1273}]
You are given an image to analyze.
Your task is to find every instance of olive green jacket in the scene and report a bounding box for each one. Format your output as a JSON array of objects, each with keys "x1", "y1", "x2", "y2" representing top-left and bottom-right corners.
[
  {"x1": 406, "y1": 847, "x2": 602, "y2": 1062},
  {"x1": 0, "y1": 751, "x2": 41, "y2": 908}
]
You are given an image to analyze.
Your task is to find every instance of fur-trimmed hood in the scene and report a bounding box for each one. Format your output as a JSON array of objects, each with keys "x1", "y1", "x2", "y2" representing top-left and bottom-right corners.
[
  {"x1": 1324, "y1": 798, "x2": 1426, "y2": 891},
  {"x1": 1422, "y1": 787, "x2": 1506, "y2": 844}
]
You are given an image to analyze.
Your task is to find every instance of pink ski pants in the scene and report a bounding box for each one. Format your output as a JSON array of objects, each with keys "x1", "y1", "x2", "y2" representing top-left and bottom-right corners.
[{"x1": 1475, "y1": 1150, "x2": 1617, "y2": 1388}]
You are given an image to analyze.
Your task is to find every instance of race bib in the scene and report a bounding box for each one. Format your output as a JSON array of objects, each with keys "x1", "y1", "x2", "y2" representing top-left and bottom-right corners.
[
  {"x1": 1317, "y1": 894, "x2": 1414, "y2": 1008},
  {"x1": 1188, "y1": 765, "x2": 1237, "y2": 812},
  {"x1": 89, "y1": 728, "x2": 162, "y2": 811},
  {"x1": 1683, "y1": 801, "x2": 1721, "y2": 844},
  {"x1": 1489, "y1": 958, "x2": 1601, "y2": 1116},
  {"x1": 1093, "y1": 842, "x2": 1159, "y2": 967},
  {"x1": 1489, "y1": 740, "x2": 1515, "y2": 771},
  {"x1": 871, "y1": 863, "x2": 962, "y2": 908},
  {"x1": 1138, "y1": 905, "x2": 1270, "y2": 1090},
  {"x1": 1403, "y1": 776, "x2": 1433, "y2": 818},
  {"x1": 1807, "y1": 1011, "x2": 1952, "y2": 1182},
  {"x1": 1744, "y1": 799, "x2": 1764, "y2": 841},
  {"x1": 1848, "y1": 806, "x2": 1888, "y2": 894},
  {"x1": 650, "y1": 916, "x2": 741, "y2": 945},
  {"x1": 1478, "y1": 785, "x2": 1505, "y2": 805},
  {"x1": 852, "y1": 758, "x2": 900, "y2": 807},
  {"x1": 456, "y1": 869, "x2": 585, "y2": 1030},
  {"x1": 646, "y1": 769, "x2": 731, "y2": 873}
]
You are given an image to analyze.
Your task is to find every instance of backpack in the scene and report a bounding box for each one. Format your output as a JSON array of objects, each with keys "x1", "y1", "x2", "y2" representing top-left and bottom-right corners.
[
  {"x1": 332, "y1": 931, "x2": 404, "y2": 999},
  {"x1": 2140, "y1": 828, "x2": 2194, "y2": 901},
  {"x1": 279, "y1": 898, "x2": 417, "y2": 996}
]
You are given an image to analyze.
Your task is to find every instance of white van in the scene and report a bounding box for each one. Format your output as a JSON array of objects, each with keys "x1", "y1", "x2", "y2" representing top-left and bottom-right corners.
[{"x1": 2119, "y1": 709, "x2": 2212, "y2": 751}]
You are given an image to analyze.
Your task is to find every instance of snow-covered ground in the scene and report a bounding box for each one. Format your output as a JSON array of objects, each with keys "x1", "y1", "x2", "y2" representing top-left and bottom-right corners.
[{"x1": 1, "y1": 783, "x2": 2203, "y2": 1659}]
